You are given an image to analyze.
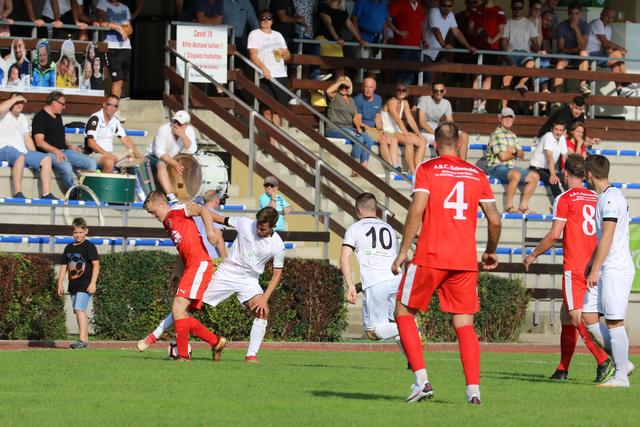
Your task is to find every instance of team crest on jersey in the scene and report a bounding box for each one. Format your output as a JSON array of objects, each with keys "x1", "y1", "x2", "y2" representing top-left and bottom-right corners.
[{"x1": 171, "y1": 230, "x2": 182, "y2": 244}]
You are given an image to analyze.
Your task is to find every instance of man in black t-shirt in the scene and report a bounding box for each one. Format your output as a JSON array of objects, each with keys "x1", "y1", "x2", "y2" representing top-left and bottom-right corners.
[
  {"x1": 32, "y1": 91, "x2": 97, "y2": 192},
  {"x1": 537, "y1": 95, "x2": 586, "y2": 138}
]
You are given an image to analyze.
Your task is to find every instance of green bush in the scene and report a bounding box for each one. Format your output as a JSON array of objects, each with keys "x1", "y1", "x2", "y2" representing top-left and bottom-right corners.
[
  {"x1": 94, "y1": 252, "x2": 347, "y2": 342},
  {"x1": 0, "y1": 254, "x2": 66, "y2": 340},
  {"x1": 417, "y1": 273, "x2": 530, "y2": 342}
]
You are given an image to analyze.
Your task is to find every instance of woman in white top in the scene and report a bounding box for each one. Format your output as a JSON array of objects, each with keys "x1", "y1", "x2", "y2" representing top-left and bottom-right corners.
[{"x1": 381, "y1": 83, "x2": 426, "y2": 174}]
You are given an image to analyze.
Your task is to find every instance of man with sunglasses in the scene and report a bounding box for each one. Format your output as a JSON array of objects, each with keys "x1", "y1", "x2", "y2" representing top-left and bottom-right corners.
[
  {"x1": 32, "y1": 91, "x2": 97, "y2": 193},
  {"x1": 258, "y1": 175, "x2": 292, "y2": 231},
  {"x1": 84, "y1": 94, "x2": 142, "y2": 173},
  {"x1": 145, "y1": 110, "x2": 197, "y2": 204},
  {"x1": 423, "y1": 0, "x2": 476, "y2": 65}
]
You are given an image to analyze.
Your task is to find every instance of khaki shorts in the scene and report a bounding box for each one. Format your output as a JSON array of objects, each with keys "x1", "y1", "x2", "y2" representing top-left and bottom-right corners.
[{"x1": 363, "y1": 126, "x2": 393, "y2": 143}]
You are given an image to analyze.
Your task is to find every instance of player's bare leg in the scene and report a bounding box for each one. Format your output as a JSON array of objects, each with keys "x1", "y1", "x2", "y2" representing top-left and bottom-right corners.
[
  {"x1": 395, "y1": 301, "x2": 433, "y2": 403},
  {"x1": 452, "y1": 314, "x2": 481, "y2": 404},
  {"x1": 244, "y1": 295, "x2": 269, "y2": 363},
  {"x1": 76, "y1": 309, "x2": 89, "y2": 345}
]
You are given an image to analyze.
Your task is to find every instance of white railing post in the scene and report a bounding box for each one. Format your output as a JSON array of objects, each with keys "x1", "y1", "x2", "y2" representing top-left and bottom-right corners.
[
  {"x1": 183, "y1": 62, "x2": 191, "y2": 112},
  {"x1": 314, "y1": 159, "x2": 323, "y2": 231},
  {"x1": 248, "y1": 112, "x2": 256, "y2": 198},
  {"x1": 533, "y1": 56, "x2": 540, "y2": 116}
]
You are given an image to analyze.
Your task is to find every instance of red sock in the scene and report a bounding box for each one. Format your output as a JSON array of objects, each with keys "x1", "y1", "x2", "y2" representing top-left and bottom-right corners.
[
  {"x1": 396, "y1": 315, "x2": 425, "y2": 372},
  {"x1": 577, "y1": 322, "x2": 609, "y2": 365},
  {"x1": 455, "y1": 325, "x2": 480, "y2": 385},
  {"x1": 188, "y1": 317, "x2": 219, "y2": 347},
  {"x1": 144, "y1": 333, "x2": 157, "y2": 345},
  {"x1": 174, "y1": 318, "x2": 191, "y2": 358},
  {"x1": 557, "y1": 324, "x2": 578, "y2": 371}
]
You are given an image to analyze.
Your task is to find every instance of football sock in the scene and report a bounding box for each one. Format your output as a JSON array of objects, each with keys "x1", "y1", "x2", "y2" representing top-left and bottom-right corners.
[
  {"x1": 587, "y1": 322, "x2": 612, "y2": 354},
  {"x1": 174, "y1": 318, "x2": 190, "y2": 358},
  {"x1": 415, "y1": 368, "x2": 429, "y2": 386},
  {"x1": 247, "y1": 318, "x2": 268, "y2": 357},
  {"x1": 599, "y1": 322, "x2": 612, "y2": 354},
  {"x1": 187, "y1": 317, "x2": 219, "y2": 347},
  {"x1": 466, "y1": 384, "x2": 480, "y2": 400},
  {"x1": 577, "y1": 323, "x2": 609, "y2": 365},
  {"x1": 557, "y1": 324, "x2": 577, "y2": 371},
  {"x1": 609, "y1": 326, "x2": 629, "y2": 380},
  {"x1": 456, "y1": 325, "x2": 480, "y2": 385},
  {"x1": 396, "y1": 315, "x2": 426, "y2": 378},
  {"x1": 149, "y1": 314, "x2": 174, "y2": 342},
  {"x1": 374, "y1": 322, "x2": 399, "y2": 340}
]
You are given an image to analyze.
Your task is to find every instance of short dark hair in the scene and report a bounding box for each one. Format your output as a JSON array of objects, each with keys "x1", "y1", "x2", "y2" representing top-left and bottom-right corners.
[
  {"x1": 105, "y1": 94, "x2": 120, "y2": 103},
  {"x1": 355, "y1": 192, "x2": 377, "y2": 212},
  {"x1": 258, "y1": 9, "x2": 271, "y2": 17},
  {"x1": 585, "y1": 154, "x2": 610, "y2": 179},
  {"x1": 435, "y1": 122, "x2": 459, "y2": 147},
  {"x1": 431, "y1": 80, "x2": 446, "y2": 89},
  {"x1": 551, "y1": 118, "x2": 566, "y2": 128},
  {"x1": 72, "y1": 217, "x2": 88, "y2": 229},
  {"x1": 202, "y1": 189, "x2": 220, "y2": 204},
  {"x1": 45, "y1": 90, "x2": 64, "y2": 105},
  {"x1": 143, "y1": 191, "x2": 168, "y2": 209},
  {"x1": 530, "y1": 0, "x2": 542, "y2": 6},
  {"x1": 256, "y1": 206, "x2": 279, "y2": 227},
  {"x1": 564, "y1": 154, "x2": 586, "y2": 179},
  {"x1": 568, "y1": 2, "x2": 582, "y2": 13},
  {"x1": 572, "y1": 95, "x2": 586, "y2": 107}
]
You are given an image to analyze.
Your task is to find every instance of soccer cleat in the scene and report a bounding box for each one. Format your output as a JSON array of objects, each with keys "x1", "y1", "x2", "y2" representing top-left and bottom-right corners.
[
  {"x1": 174, "y1": 356, "x2": 190, "y2": 362},
  {"x1": 245, "y1": 355, "x2": 260, "y2": 363},
  {"x1": 595, "y1": 359, "x2": 615, "y2": 384},
  {"x1": 405, "y1": 382, "x2": 434, "y2": 403},
  {"x1": 69, "y1": 340, "x2": 89, "y2": 349},
  {"x1": 628, "y1": 361, "x2": 635, "y2": 376},
  {"x1": 136, "y1": 339, "x2": 150, "y2": 352},
  {"x1": 212, "y1": 337, "x2": 228, "y2": 362},
  {"x1": 468, "y1": 395, "x2": 481, "y2": 405},
  {"x1": 550, "y1": 369, "x2": 568, "y2": 381},
  {"x1": 597, "y1": 377, "x2": 630, "y2": 388}
]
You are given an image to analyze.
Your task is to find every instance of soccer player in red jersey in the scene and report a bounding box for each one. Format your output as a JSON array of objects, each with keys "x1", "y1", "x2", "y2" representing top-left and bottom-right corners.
[
  {"x1": 524, "y1": 154, "x2": 612, "y2": 382},
  {"x1": 144, "y1": 191, "x2": 227, "y2": 361},
  {"x1": 392, "y1": 123, "x2": 502, "y2": 404}
]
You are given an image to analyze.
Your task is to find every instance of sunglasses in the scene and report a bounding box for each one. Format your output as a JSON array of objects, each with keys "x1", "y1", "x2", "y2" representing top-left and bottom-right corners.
[
  {"x1": 54, "y1": 99, "x2": 66, "y2": 106},
  {"x1": 338, "y1": 84, "x2": 350, "y2": 91},
  {"x1": 260, "y1": 16, "x2": 273, "y2": 21},
  {"x1": 513, "y1": 6, "x2": 524, "y2": 10},
  {"x1": 432, "y1": 89, "x2": 445, "y2": 93},
  {"x1": 396, "y1": 88, "x2": 407, "y2": 93},
  {"x1": 106, "y1": 102, "x2": 119, "y2": 108},
  {"x1": 264, "y1": 183, "x2": 276, "y2": 188}
]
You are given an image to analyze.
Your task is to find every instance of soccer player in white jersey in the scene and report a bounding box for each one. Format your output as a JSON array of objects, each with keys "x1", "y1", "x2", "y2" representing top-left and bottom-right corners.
[
  {"x1": 341, "y1": 193, "x2": 401, "y2": 347},
  {"x1": 585, "y1": 155, "x2": 636, "y2": 388},
  {"x1": 137, "y1": 207, "x2": 286, "y2": 363}
]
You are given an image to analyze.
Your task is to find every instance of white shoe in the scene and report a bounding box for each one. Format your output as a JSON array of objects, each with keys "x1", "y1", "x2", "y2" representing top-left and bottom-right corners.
[
  {"x1": 289, "y1": 98, "x2": 300, "y2": 105},
  {"x1": 317, "y1": 73, "x2": 333, "y2": 81},
  {"x1": 618, "y1": 86, "x2": 636, "y2": 97},
  {"x1": 597, "y1": 377, "x2": 630, "y2": 388},
  {"x1": 136, "y1": 339, "x2": 149, "y2": 352},
  {"x1": 628, "y1": 361, "x2": 635, "y2": 376},
  {"x1": 405, "y1": 382, "x2": 434, "y2": 403}
]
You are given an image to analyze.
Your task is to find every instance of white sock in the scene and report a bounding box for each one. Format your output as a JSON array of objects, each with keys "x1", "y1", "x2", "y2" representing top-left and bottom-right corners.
[
  {"x1": 587, "y1": 322, "x2": 611, "y2": 354},
  {"x1": 600, "y1": 322, "x2": 612, "y2": 354},
  {"x1": 167, "y1": 192, "x2": 177, "y2": 201},
  {"x1": 609, "y1": 326, "x2": 629, "y2": 380},
  {"x1": 374, "y1": 322, "x2": 399, "y2": 340},
  {"x1": 151, "y1": 314, "x2": 174, "y2": 340},
  {"x1": 247, "y1": 318, "x2": 268, "y2": 357},
  {"x1": 415, "y1": 368, "x2": 428, "y2": 386},
  {"x1": 467, "y1": 384, "x2": 480, "y2": 399}
]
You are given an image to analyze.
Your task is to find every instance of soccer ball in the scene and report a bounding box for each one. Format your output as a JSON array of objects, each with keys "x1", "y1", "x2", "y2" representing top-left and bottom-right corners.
[
  {"x1": 167, "y1": 341, "x2": 192, "y2": 359},
  {"x1": 68, "y1": 254, "x2": 85, "y2": 280}
]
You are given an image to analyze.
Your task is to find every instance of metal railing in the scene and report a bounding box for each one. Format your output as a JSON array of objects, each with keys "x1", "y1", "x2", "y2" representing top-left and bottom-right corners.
[{"x1": 0, "y1": 19, "x2": 110, "y2": 42}]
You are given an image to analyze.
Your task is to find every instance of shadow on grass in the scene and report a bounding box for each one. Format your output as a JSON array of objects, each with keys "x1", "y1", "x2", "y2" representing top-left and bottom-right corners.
[
  {"x1": 284, "y1": 363, "x2": 391, "y2": 371},
  {"x1": 483, "y1": 370, "x2": 577, "y2": 384},
  {"x1": 310, "y1": 390, "x2": 453, "y2": 405}
]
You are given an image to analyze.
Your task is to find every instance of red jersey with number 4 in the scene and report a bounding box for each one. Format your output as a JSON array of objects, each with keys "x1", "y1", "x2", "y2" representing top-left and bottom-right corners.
[
  {"x1": 552, "y1": 188, "x2": 597, "y2": 273},
  {"x1": 163, "y1": 204, "x2": 211, "y2": 267},
  {"x1": 412, "y1": 155, "x2": 495, "y2": 271}
]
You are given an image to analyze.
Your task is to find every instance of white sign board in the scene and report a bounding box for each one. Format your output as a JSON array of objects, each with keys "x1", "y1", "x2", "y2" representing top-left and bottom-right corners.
[{"x1": 176, "y1": 24, "x2": 228, "y2": 84}]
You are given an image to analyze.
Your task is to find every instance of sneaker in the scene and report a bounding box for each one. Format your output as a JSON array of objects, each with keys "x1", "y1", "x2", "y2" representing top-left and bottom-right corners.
[
  {"x1": 12, "y1": 192, "x2": 26, "y2": 199},
  {"x1": 316, "y1": 73, "x2": 333, "y2": 81},
  {"x1": 597, "y1": 377, "x2": 630, "y2": 388},
  {"x1": 595, "y1": 359, "x2": 615, "y2": 384},
  {"x1": 618, "y1": 85, "x2": 636, "y2": 97},
  {"x1": 41, "y1": 193, "x2": 59, "y2": 200},
  {"x1": 580, "y1": 83, "x2": 592, "y2": 95},
  {"x1": 212, "y1": 337, "x2": 228, "y2": 362},
  {"x1": 628, "y1": 361, "x2": 635, "y2": 376},
  {"x1": 550, "y1": 369, "x2": 568, "y2": 381},
  {"x1": 468, "y1": 395, "x2": 481, "y2": 405},
  {"x1": 288, "y1": 98, "x2": 300, "y2": 105},
  {"x1": 69, "y1": 340, "x2": 89, "y2": 349},
  {"x1": 405, "y1": 382, "x2": 434, "y2": 403},
  {"x1": 245, "y1": 355, "x2": 260, "y2": 363}
]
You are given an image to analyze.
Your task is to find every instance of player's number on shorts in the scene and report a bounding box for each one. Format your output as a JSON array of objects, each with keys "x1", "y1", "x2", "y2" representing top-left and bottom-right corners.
[
  {"x1": 582, "y1": 205, "x2": 596, "y2": 236},
  {"x1": 365, "y1": 226, "x2": 393, "y2": 250},
  {"x1": 444, "y1": 181, "x2": 468, "y2": 220}
]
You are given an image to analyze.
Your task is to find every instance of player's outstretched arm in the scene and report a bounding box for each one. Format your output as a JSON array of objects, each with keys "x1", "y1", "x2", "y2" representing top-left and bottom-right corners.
[
  {"x1": 186, "y1": 203, "x2": 219, "y2": 245},
  {"x1": 392, "y1": 192, "x2": 428, "y2": 275},
  {"x1": 524, "y1": 220, "x2": 565, "y2": 271},
  {"x1": 586, "y1": 221, "x2": 616, "y2": 288},
  {"x1": 479, "y1": 201, "x2": 501, "y2": 270},
  {"x1": 340, "y1": 245, "x2": 357, "y2": 304}
]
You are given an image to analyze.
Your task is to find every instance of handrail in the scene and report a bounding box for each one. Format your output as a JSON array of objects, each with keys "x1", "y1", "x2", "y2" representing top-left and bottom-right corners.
[
  {"x1": 232, "y1": 50, "x2": 412, "y2": 185},
  {"x1": 0, "y1": 19, "x2": 110, "y2": 32}
]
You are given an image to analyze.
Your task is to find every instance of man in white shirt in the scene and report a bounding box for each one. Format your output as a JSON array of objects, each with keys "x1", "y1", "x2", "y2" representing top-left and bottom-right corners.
[
  {"x1": 500, "y1": 0, "x2": 540, "y2": 107},
  {"x1": 423, "y1": 0, "x2": 476, "y2": 63},
  {"x1": 586, "y1": 7, "x2": 633, "y2": 97},
  {"x1": 529, "y1": 119, "x2": 567, "y2": 199},
  {"x1": 84, "y1": 94, "x2": 142, "y2": 172},
  {"x1": 585, "y1": 154, "x2": 636, "y2": 388},
  {"x1": 0, "y1": 93, "x2": 56, "y2": 199},
  {"x1": 137, "y1": 206, "x2": 286, "y2": 363},
  {"x1": 341, "y1": 193, "x2": 402, "y2": 349},
  {"x1": 145, "y1": 110, "x2": 197, "y2": 203}
]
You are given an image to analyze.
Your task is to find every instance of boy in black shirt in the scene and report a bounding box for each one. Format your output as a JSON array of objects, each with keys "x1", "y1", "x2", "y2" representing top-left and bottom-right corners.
[{"x1": 57, "y1": 217, "x2": 100, "y2": 349}]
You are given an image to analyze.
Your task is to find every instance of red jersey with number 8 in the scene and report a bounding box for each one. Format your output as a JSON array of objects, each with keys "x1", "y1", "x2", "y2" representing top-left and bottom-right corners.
[
  {"x1": 552, "y1": 188, "x2": 597, "y2": 273},
  {"x1": 411, "y1": 155, "x2": 495, "y2": 271}
]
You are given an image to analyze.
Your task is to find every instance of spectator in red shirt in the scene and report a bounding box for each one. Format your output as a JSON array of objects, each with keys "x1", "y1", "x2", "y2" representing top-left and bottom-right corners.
[
  {"x1": 468, "y1": 0, "x2": 506, "y2": 113},
  {"x1": 388, "y1": 0, "x2": 426, "y2": 85}
]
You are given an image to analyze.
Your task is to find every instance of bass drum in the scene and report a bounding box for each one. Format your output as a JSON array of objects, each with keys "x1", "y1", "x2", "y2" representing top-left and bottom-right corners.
[{"x1": 195, "y1": 151, "x2": 229, "y2": 197}]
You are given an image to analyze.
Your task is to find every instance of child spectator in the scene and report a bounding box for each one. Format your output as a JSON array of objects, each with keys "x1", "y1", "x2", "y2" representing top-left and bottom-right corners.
[{"x1": 57, "y1": 217, "x2": 100, "y2": 350}]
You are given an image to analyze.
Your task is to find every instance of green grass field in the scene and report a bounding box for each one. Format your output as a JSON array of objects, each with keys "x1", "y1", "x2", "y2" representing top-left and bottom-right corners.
[{"x1": 1, "y1": 347, "x2": 639, "y2": 426}]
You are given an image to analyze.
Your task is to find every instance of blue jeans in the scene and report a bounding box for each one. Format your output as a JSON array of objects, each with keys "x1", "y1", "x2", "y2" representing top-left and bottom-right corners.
[
  {"x1": 71, "y1": 291, "x2": 91, "y2": 311},
  {"x1": 0, "y1": 146, "x2": 24, "y2": 165},
  {"x1": 47, "y1": 149, "x2": 97, "y2": 191},
  {"x1": 488, "y1": 164, "x2": 530, "y2": 185},
  {"x1": 326, "y1": 128, "x2": 375, "y2": 163}
]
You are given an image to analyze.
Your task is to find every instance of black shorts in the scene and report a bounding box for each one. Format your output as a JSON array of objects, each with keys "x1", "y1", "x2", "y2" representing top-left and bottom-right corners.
[
  {"x1": 259, "y1": 77, "x2": 289, "y2": 108},
  {"x1": 106, "y1": 48, "x2": 132, "y2": 82}
]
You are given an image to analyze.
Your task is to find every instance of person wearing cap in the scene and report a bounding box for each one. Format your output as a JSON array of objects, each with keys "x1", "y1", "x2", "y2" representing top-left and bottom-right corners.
[
  {"x1": 258, "y1": 176, "x2": 292, "y2": 231},
  {"x1": 486, "y1": 107, "x2": 539, "y2": 214},
  {"x1": 325, "y1": 76, "x2": 376, "y2": 176},
  {"x1": 84, "y1": 94, "x2": 143, "y2": 173},
  {"x1": 145, "y1": 110, "x2": 197, "y2": 203}
]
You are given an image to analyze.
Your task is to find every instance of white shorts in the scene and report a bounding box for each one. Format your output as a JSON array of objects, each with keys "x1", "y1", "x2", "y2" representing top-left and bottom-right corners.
[
  {"x1": 598, "y1": 274, "x2": 634, "y2": 320},
  {"x1": 362, "y1": 278, "x2": 399, "y2": 331},
  {"x1": 420, "y1": 132, "x2": 435, "y2": 147},
  {"x1": 202, "y1": 271, "x2": 263, "y2": 308},
  {"x1": 582, "y1": 285, "x2": 600, "y2": 314}
]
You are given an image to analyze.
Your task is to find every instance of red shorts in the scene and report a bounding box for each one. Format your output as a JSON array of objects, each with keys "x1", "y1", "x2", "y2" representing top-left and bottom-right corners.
[
  {"x1": 562, "y1": 270, "x2": 587, "y2": 311},
  {"x1": 177, "y1": 260, "x2": 214, "y2": 310},
  {"x1": 397, "y1": 264, "x2": 479, "y2": 314}
]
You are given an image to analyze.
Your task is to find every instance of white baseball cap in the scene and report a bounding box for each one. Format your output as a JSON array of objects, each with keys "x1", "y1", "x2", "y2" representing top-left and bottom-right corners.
[
  {"x1": 172, "y1": 110, "x2": 191, "y2": 124},
  {"x1": 500, "y1": 107, "x2": 515, "y2": 118}
]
